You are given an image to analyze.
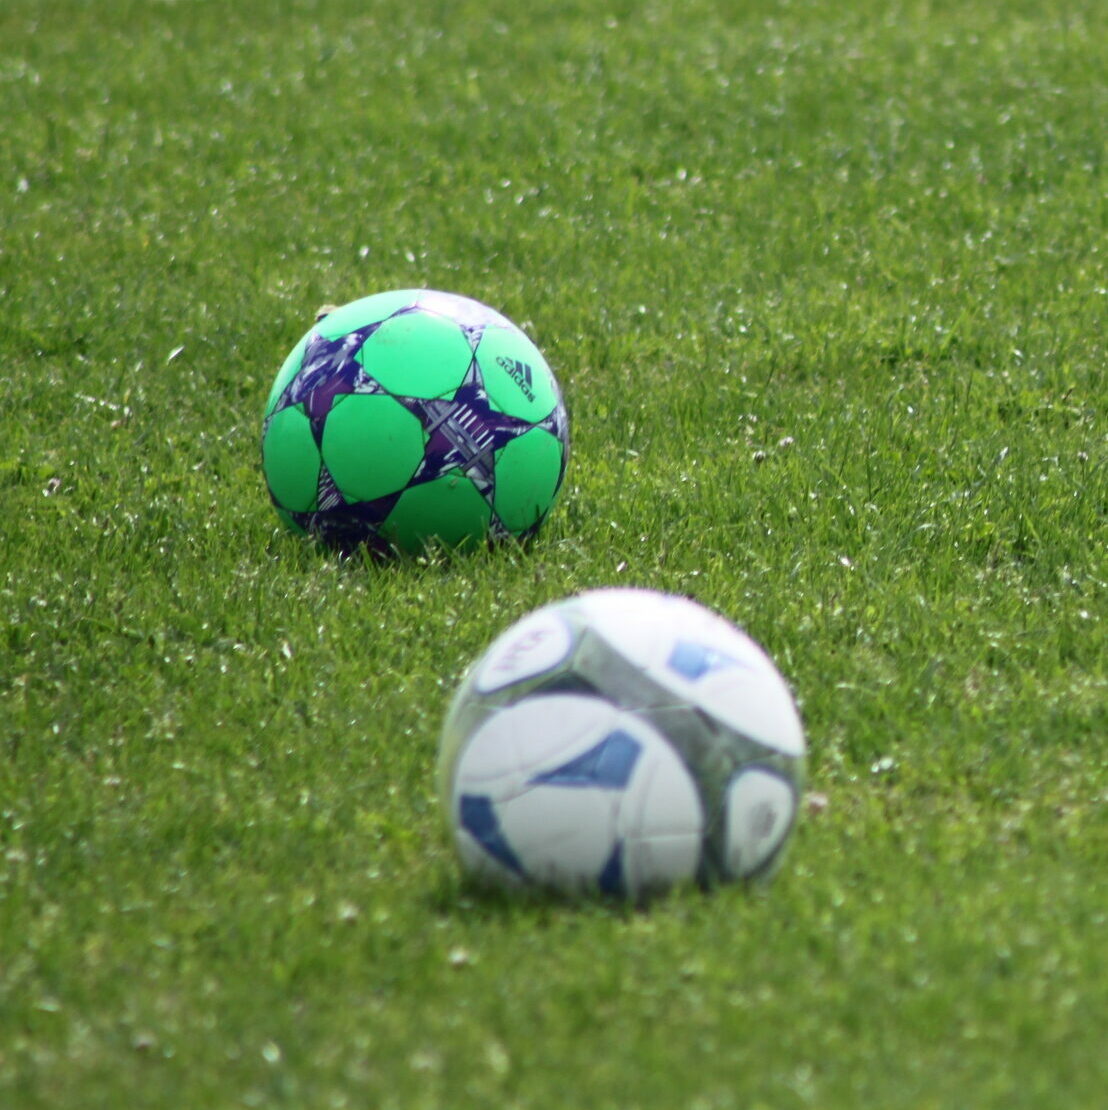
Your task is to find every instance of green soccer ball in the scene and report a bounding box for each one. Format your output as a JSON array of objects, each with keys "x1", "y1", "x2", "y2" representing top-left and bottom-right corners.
[{"x1": 262, "y1": 290, "x2": 570, "y2": 555}]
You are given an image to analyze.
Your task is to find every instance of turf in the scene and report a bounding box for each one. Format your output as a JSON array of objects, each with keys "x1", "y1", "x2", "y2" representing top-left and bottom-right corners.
[{"x1": 1, "y1": 0, "x2": 1104, "y2": 1107}]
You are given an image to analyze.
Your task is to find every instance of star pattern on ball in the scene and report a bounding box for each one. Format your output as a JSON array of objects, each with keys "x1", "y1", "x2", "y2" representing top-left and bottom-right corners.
[
  {"x1": 396, "y1": 358, "x2": 537, "y2": 497},
  {"x1": 276, "y1": 323, "x2": 383, "y2": 443}
]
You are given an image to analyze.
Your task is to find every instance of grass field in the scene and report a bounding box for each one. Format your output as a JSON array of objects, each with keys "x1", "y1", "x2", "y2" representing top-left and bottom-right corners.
[{"x1": 1, "y1": 0, "x2": 1105, "y2": 1106}]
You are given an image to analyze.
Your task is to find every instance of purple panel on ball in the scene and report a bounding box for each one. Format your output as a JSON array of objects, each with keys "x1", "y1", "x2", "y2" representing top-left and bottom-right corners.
[{"x1": 399, "y1": 360, "x2": 534, "y2": 496}]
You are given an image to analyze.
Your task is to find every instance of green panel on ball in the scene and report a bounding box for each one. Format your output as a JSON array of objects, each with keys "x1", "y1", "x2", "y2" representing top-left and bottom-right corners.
[
  {"x1": 262, "y1": 404, "x2": 320, "y2": 513},
  {"x1": 475, "y1": 325, "x2": 558, "y2": 422},
  {"x1": 382, "y1": 472, "x2": 492, "y2": 552},
  {"x1": 357, "y1": 310, "x2": 473, "y2": 398},
  {"x1": 274, "y1": 505, "x2": 307, "y2": 535},
  {"x1": 493, "y1": 428, "x2": 565, "y2": 535},
  {"x1": 321, "y1": 394, "x2": 425, "y2": 503},
  {"x1": 315, "y1": 290, "x2": 422, "y2": 340},
  {"x1": 264, "y1": 332, "x2": 310, "y2": 417}
]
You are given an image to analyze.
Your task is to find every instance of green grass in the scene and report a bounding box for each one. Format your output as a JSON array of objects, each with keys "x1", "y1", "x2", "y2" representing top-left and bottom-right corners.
[{"x1": 1, "y1": 0, "x2": 1104, "y2": 1106}]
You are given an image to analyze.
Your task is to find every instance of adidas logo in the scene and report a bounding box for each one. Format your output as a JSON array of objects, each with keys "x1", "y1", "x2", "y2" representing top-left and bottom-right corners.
[{"x1": 495, "y1": 355, "x2": 536, "y2": 402}]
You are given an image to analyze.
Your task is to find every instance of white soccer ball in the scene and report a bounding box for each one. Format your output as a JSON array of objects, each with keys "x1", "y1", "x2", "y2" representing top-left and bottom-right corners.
[{"x1": 439, "y1": 588, "x2": 806, "y2": 900}]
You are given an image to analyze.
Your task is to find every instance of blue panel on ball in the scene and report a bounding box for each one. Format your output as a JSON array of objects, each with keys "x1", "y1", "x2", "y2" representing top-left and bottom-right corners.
[
  {"x1": 529, "y1": 729, "x2": 642, "y2": 790},
  {"x1": 459, "y1": 794, "x2": 523, "y2": 875},
  {"x1": 667, "y1": 640, "x2": 742, "y2": 681},
  {"x1": 597, "y1": 841, "x2": 625, "y2": 896}
]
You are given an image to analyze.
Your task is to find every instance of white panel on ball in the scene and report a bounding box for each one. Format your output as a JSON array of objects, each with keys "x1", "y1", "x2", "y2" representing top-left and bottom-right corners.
[
  {"x1": 575, "y1": 588, "x2": 804, "y2": 757},
  {"x1": 473, "y1": 609, "x2": 575, "y2": 694},
  {"x1": 450, "y1": 694, "x2": 703, "y2": 898},
  {"x1": 618, "y1": 743, "x2": 705, "y2": 895},
  {"x1": 722, "y1": 768, "x2": 797, "y2": 879}
]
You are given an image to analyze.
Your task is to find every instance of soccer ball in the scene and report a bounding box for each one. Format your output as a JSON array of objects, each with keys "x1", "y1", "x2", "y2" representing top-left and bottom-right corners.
[
  {"x1": 439, "y1": 588, "x2": 806, "y2": 900},
  {"x1": 261, "y1": 289, "x2": 569, "y2": 555}
]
